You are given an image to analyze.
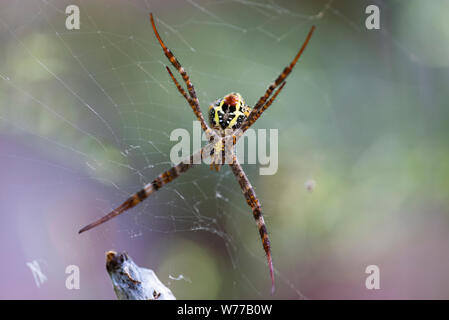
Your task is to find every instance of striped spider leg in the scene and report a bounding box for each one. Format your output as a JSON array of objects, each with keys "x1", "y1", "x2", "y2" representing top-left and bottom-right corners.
[
  {"x1": 228, "y1": 152, "x2": 275, "y2": 293},
  {"x1": 150, "y1": 13, "x2": 212, "y2": 136},
  {"x1": 239, "y1": 25, "x2": 316, "y2": 135},
  {"x1": 79, "y1": 14, "x2": 316, "y2": 294},
  {"x1": 78, "y1": 150, "x2": 202, "y2": 234},
  {"x1": 150, "y1": 13, "x2": 223, "y2": 168}
]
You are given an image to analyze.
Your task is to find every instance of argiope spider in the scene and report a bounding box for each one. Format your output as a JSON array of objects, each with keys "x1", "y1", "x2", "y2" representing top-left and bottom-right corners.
[{"x1": 79, "y1": 13, "x2": 315, "y2": 294}]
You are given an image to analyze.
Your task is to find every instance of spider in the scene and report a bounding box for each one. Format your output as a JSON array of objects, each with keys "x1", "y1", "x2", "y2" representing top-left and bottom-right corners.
[{"x1": 79, "y1": 13, "x2": 315, "y2": 294}]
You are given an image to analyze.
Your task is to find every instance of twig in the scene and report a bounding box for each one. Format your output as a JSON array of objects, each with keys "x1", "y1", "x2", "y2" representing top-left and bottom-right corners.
[{"x1": 106, "y1": 251, "x2": 176, "y2": 300}]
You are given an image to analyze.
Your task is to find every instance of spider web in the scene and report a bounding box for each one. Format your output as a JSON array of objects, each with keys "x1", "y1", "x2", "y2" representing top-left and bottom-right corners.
[{"x1": 0, "y1": 0, "x2": 431, "y2": 299}]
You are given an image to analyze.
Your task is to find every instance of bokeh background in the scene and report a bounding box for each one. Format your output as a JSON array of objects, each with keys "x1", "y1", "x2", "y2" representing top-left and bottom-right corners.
[{"x1": 1, "y1": 0, "x2": 449, "y2": 299}]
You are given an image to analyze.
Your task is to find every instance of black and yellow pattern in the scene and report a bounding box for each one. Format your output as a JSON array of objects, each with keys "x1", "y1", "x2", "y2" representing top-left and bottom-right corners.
[{"x1": 208, "y1": 93, "x2": 250, "y2": 131}]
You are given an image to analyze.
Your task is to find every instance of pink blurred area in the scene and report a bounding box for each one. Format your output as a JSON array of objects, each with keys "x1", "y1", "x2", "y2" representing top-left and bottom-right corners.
[{"x1": 0, "y1": 136, "x2": 155, "y2": 299}]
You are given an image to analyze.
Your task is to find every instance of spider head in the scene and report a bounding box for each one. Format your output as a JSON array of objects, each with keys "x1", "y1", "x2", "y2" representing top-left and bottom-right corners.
[{"x1": 208, "y1": 93, "x2": 251, "y2": 131}]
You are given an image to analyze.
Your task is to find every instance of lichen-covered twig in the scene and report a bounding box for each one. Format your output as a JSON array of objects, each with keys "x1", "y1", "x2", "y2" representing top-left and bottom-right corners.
[{"x1": 106, "y1": 251, "x2": 176, "y2": 300}]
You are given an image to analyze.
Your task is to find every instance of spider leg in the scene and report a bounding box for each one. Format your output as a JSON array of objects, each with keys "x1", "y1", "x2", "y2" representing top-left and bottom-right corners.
[
  {"x1": 165, "y1": 66, "x2": 210, "y2": 132},
  {"x1": 248, "y1": 81, "x2": 287, "y2": 128},
  {"x1": 150, "y1": 13, "x2": 210, "y2": 133},
  {"x1": 79, "y1": 150, "x2": 203, "y2": 234},
  {"x1": 165, "y1": 66, "x2": 190, "y2": 105},
  {"x1": 229, "y1": 154, "x2": 275, "y2": 294},
  {"x1": 241, "y1": 25, "x2": 315, "y2": 132},
  {"x1": 227, "y1": 82, "x2": 286, "y2": 148}
]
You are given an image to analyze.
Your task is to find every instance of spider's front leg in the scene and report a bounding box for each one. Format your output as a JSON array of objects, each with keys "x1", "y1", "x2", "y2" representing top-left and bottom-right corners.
[
  {"x1": 150, "y1": 13, "x2": 212, "y2": 134},
  {"x1": 78, "y1": 149, "x2": 208, "y2": 234}
]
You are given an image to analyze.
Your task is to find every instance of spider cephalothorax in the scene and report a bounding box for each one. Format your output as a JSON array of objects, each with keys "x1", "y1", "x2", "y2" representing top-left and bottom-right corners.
[
  {"x1": 208, "y1": 93, "x2": 251, "y2": 132},
  {"x1": 79, "y1": 13, "x2": 316, "y2": 294}
]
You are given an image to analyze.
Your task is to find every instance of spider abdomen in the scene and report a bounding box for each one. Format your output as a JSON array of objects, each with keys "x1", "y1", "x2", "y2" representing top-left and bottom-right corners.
[{"x1": 208, "y1": 92, "x2": 251, "y2": 132}]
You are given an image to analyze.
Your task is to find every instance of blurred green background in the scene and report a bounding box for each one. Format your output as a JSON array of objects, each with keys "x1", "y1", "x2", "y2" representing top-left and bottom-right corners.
[{"x1": 1, "y1": 0, "x2": 449, "y2": 299}]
